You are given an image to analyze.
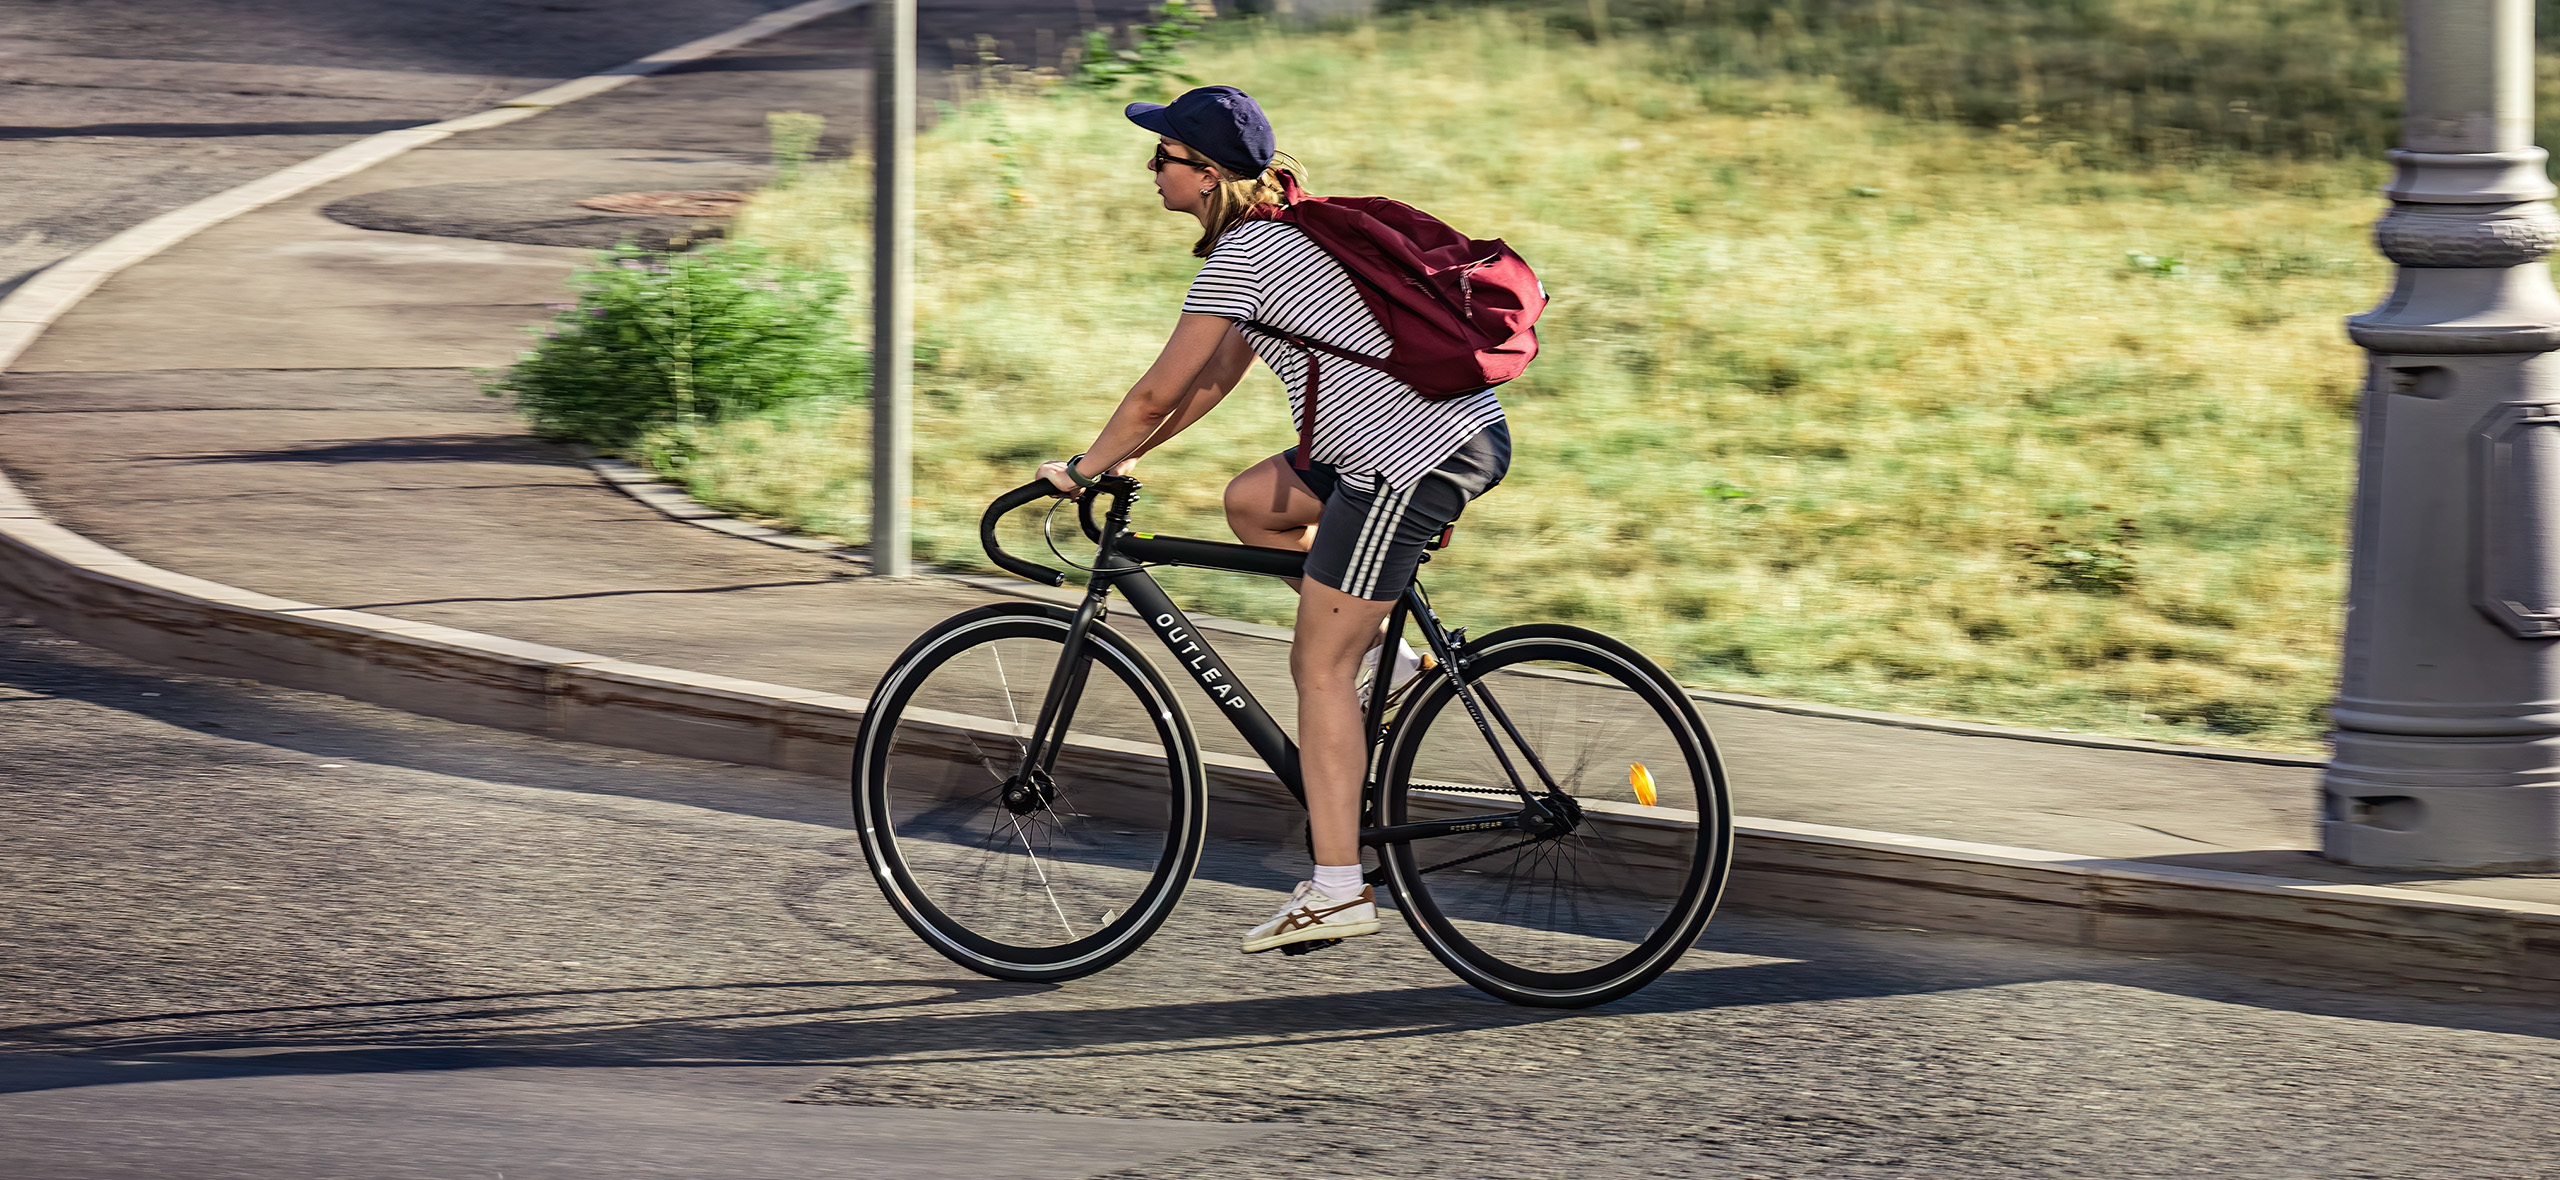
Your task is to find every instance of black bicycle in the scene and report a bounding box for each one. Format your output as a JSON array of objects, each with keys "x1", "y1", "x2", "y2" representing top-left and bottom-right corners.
[{"x1": 850, "y1": 475, "x2": 1732, "y2": 1007}]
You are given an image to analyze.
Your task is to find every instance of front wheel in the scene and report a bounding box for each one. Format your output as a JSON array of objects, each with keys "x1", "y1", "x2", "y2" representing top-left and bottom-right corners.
[
  {"x1": 1375, "y1": 624, "x2": 1733, "y2": 1007},
  {"x1": 852, "y1": 603, "x2": 1207, "y2": 981}
]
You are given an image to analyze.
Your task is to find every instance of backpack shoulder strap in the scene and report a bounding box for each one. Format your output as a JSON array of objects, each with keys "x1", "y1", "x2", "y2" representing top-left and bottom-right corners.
[
  {"x1": 1232, "y1": 179, "x2": 1374, "y2": 470},
  {"x1": 1233, "y1": 320, "x2": 1360, "y2": 472}
]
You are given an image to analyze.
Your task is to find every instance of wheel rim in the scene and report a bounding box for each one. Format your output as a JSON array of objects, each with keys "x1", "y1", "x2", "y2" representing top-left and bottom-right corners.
[
  {"x1": 865, "y1": 616, "x2": 1196, "y2": 970},
  {"x1": 1387, "y1": 636, "x2": 1723, "y2": 994}
]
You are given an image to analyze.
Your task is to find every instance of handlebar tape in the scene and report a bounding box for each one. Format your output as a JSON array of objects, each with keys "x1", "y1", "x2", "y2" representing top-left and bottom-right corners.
[{"x1": 979, "y1": 478, "x2": 1069, "y2": 587}]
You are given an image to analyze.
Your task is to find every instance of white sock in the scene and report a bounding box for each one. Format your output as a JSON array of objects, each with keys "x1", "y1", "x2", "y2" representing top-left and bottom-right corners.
[
  {"x1": 1311, "y1": 863, "x2": 1365, "y2": 899},
  {"x1": 1358, "y1": 640, "x2": 1422, "y2": 686},
  {"x1": 1390, "y1": 639, "x2": 1423, "y2": 686}
]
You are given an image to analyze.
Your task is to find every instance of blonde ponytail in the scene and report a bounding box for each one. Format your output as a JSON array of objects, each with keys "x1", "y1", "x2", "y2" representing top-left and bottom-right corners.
[{"x1": 1193, "y1": 151, "x2": 1304, "y2": 258}]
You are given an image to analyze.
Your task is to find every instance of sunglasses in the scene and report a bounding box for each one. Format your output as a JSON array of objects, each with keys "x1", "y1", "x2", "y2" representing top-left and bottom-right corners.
[{"x1": 1149, "y1": 144, "x2": 1219, "y2": 174}]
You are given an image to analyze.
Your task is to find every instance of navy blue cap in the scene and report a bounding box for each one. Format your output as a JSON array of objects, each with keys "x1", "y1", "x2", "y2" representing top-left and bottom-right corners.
[{"x1": 1126, "y1": 86, "x2": 1274, "y2": 179}]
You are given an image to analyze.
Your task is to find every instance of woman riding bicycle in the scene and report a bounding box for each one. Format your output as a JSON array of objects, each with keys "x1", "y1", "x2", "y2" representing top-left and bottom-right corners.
[{"x1": 1038, "y1": 85, "x2": 1510, "y2": 955}]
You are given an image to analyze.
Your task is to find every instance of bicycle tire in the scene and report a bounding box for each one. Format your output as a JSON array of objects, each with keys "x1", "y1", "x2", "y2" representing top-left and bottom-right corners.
[
  {"x1": 1375, "y1": 623, "x2": 1732, "y2": 1007},
  {"x1": 853, "y1": 602, "x2": 1206, "y2": 982}
]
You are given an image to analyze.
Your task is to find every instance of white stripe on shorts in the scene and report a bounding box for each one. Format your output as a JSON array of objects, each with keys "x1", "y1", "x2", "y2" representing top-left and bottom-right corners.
[{"x1": 1342, "y1": 480, "x2": 1417, "y2": 599}]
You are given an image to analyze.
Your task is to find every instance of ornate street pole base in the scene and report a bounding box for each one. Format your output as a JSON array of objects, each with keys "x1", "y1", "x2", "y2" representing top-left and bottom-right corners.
[
  {"x1": 2325, "y1": 134, "x2": 2560, "y2": 870},
  {"x1": 2323, "y1": 735, "x2": 2560, "y2": 872}
]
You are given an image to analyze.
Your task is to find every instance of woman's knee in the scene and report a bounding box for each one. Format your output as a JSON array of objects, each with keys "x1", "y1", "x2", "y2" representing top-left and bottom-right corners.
[
  {"x1": 1290, "y1": 639, "x2": 1362, "y2": 697},
  {"x1": 1292, "y1": 582, "x2": 1390, "y2": 683},
  {"x1": 1225, "y1": 458, "x2": 1306, "y2": 539},
  {"x1": 1221, "y1": 467, "x2": 1265, "y2": 534}
]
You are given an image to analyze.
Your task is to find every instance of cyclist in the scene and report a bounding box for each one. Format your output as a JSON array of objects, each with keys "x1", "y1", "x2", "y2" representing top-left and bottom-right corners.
[{"x1": 1039, "y1": 85, "x2": 1510, "y2": 955}]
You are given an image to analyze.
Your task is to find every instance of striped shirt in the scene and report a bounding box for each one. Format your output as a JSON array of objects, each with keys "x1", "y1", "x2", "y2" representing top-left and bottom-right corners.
[{"x1": 1182, "y1": 220, "x2": 1506, "y2": 491}]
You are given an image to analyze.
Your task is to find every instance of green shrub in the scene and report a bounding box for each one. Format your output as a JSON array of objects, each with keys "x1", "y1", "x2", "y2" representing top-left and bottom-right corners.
[{"x1": 490, "y1": 242, "x2": 865, "y2": 452}]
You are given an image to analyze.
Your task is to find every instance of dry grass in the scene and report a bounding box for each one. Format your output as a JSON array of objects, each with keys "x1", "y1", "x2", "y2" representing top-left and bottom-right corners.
[{"x1": 695, "y1": 11, "x2": 2390, "y2": 751}]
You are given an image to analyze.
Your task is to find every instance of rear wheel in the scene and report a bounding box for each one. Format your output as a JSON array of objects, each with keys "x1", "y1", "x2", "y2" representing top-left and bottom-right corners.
[
  {"x1": 1375, "y1": 624, "x2": 1731, "y2": 1007},
  {"x1": 853, "y1": 603, "x2": 1205, "y2": 981}
]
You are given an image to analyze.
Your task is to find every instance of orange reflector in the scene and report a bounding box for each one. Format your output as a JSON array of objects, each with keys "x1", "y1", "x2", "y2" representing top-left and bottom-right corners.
[{"x1": 1629, "y1": 762, "x2": 1658, "y2": 807}]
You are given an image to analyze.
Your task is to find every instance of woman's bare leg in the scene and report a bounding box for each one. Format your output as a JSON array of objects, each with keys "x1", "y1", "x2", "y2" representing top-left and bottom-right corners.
[
  {"x1": 1293, "y1": 579, "x2": 1396, "y2": 867},
  {"x1": 1229, "y1": 454, "x2": 1394, "y2": 868}
]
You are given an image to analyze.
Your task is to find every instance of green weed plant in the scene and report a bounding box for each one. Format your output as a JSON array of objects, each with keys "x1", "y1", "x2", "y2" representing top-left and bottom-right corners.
[
  {"x1": 491, "y1": 242, "x2": 866, "y2": 455},
  {"x1": 1075, "y1": 0, "x2": 1216, "y2": 95},
  {"x1": 704, "y1": 10, "x2": 2396, "y2": 751},
  {"x1": 767, "y1": 111, "x2": 828, "y2": 186}
]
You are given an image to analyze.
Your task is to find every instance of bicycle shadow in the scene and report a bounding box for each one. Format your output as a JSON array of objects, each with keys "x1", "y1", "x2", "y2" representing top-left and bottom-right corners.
[
  {"x1": 24, "y1": 922, "x2": 2549, "y2": 1104},
  {"x1": 0, "y1": 972, "x2": 1615, "y2": 1099}
]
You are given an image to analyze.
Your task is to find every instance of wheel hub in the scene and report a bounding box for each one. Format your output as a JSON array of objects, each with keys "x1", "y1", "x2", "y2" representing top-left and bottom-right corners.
[
  {"x1": 1532, "y1": 791, "x2": 1586, "y2": 838},
  {"x1": 1000, "y1": 770, "x2": 1057, "y2": 815}
]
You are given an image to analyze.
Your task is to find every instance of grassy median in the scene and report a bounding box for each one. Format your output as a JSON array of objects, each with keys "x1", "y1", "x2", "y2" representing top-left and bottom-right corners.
[{"x1": 677, "y1": 9, "x2": 2391, "y2": 752}]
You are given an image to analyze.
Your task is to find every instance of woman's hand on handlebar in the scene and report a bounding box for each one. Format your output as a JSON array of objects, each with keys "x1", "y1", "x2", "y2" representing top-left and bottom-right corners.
[{"x1": 1037, "y1": 454, "x2": 1136, "y2": 497}]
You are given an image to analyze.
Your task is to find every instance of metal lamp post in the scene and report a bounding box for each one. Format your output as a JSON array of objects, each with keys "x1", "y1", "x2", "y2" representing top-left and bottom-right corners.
[
  {"x1": 2327, "y1": 0, "x2": 2560, "y2": 869},
  {"x1": 870, "y1": 0, "x2": 915, "y2": 577}
]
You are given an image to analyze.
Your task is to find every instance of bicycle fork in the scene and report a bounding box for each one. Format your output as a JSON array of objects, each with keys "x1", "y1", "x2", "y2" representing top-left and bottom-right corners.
[
  {"x1": 1008, "y1": 488, "x2": 1143, "y2": 816},
  {"x1": 1001, "y1": 584, "x2": 1108, "y2": 816}
]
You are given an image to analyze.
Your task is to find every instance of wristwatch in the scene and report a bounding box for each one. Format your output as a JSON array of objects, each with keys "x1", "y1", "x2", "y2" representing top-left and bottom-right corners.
[{"x1": 1064, "y1": 452, "x2": 1103, "y2": 489}]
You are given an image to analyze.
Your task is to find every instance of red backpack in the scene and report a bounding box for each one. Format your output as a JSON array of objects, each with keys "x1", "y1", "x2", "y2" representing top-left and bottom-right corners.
[{"x1": 1240, "y1": 173, "x2": 1546, "y2": 469}]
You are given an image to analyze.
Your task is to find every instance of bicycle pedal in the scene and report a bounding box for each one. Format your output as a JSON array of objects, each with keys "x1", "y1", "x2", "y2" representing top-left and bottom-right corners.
[{"x1": 1279, "y1": 937, "x2": 1343, "y2": 957}]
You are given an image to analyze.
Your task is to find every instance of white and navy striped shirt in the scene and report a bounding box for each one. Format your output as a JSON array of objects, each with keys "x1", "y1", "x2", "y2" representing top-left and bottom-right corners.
[{"x1": 1182, "y1": 220, "x2": 1506, "y2": 490}]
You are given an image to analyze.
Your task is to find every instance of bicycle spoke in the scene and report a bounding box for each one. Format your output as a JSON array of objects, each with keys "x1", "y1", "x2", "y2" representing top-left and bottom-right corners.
[
  {"x1": 959, "y1": 731, "x2": 1013, "y2": 784},
  {"x1": 1008, "y1": 812, "x2": 1078, "y2": 939},
  {"x1": 989, "y1": 645, "x2": 1027, "y2": 744},
  {"x1": 1417, "y1": 833, "x2": 1544, "y2": 877}
]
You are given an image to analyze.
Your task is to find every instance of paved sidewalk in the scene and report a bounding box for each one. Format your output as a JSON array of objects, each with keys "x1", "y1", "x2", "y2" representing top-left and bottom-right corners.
[{"x1": 7, "y1": 4, "x2": 2555, "y2": 909}]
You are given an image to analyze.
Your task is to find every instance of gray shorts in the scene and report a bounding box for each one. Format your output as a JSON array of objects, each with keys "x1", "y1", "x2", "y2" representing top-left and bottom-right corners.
[{"x1": 1284, "y1": 423, "x2": 1510, "y2": 601}]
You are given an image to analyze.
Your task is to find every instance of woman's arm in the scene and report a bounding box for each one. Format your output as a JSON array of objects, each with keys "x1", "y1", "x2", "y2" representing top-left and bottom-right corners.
[
  {"x1": 1131, "y1": 321, "x2": 1253, "y2": 459},
  {"x1": 1043, "y1": 313, "x2": 1252, "y2": 491}
]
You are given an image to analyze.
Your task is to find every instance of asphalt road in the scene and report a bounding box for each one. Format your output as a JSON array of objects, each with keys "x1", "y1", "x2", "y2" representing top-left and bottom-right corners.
[{"x1": 8, "y1": 620, "x2": 2560, "y2": 1178}]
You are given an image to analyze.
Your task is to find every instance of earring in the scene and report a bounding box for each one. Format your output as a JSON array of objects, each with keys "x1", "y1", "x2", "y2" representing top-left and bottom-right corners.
[{"x1": 1200, "y1": 186, "x2": 1214, "y2": 195}]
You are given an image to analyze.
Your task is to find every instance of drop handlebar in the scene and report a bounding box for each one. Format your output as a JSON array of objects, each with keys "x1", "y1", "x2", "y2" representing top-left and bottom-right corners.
[{"x1": 978, "y1": 478, "x2": 1070, "y2": 587}]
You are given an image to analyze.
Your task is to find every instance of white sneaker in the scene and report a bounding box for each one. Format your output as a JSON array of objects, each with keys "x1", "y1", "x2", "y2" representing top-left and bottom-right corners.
[
  {"x1": 1240, "y1": 881, "x2": 1381, "y2": 954},
  {"x1": 1357, "y1": 640, "x2": 1434, "y2": 712}
]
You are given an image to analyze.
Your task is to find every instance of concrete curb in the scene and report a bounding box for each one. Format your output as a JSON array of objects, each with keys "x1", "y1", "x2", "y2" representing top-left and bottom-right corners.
[
  {"x1": 2, "y1": 7, "x2": 2540, "y2": 999},
  {"x1": 1734, "y1": 819, "x2": 2560, "y2": 996}
]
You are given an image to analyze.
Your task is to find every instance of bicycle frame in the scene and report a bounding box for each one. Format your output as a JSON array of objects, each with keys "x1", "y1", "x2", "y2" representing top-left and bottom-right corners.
[{"x1": 978, "y1": 476, "x2": 1574, "y2": 856}]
